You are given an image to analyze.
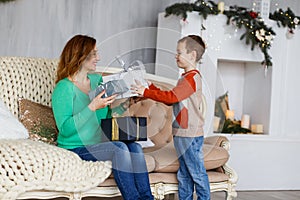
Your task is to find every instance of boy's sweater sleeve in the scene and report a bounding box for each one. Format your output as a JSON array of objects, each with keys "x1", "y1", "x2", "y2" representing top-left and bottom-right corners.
[
  {"x1": 148, "y1": 83, "x2": 161, "y2": 90},
  {"x1": 143, "y1": 73, "x2": 197, "y2": 104}
]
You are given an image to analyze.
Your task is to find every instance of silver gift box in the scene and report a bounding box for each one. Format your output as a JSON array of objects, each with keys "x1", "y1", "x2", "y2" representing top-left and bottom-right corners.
[
  {"x1": 101, "y1": 60, "x2": 148, "y2": 99},
  {"x1": 88, "y1": 79, "x2": 128, "y2": 100}
]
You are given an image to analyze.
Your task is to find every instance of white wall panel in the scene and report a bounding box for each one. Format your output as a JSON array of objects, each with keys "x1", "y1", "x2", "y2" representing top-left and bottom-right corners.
[{"x1": 0, "y1": 0, "x2": 179, "y2": 73}]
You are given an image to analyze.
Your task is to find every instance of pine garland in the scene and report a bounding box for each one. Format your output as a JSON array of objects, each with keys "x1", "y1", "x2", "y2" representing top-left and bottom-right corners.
[
  {"x1": 270, "y1": 7, "x2": 300, "y2": 34},
  {"x1": 224, "y1": 6, "x2": 276, "y2": 67},
  {"x1": 192, "y1": 0, "x2": 219, "y2": 19},
  {"x1": 165, "y1": 0, "x2": 219, "y2": 20},
  {"x1": 0, "y1": 0, "x2": 15, "y2": 3},
  {"x1": 165, "y1": 2, "x2": 194, "y2": 20},
  {"x1": 164, "y1": 1, "x2": 299, "y2": 68},
  {"x1": 221, "y1": 119, "x2": 251, "y2": 134}
]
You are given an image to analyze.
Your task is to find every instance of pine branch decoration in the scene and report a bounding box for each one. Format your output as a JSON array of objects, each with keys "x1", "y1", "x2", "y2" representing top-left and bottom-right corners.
[
  {"x1": 165, "y1": 2, "x2": 194, "y2": 20},
  {"x1": 0, "y1": 0, "x2": 15, "y2": 3},
  {"x1": 224, "y1": 6, "x2": 276, "y2": 67},
  {"x1": 193, "y1": 0, "x2": 219, "y2": 19},
  {"x1": 165, "y1": 0, "x2": 219, "y2": 20},
  {"x1": 269, "y1": 7, "x2": 300, "y2": 31},
  {"x1": 221, "y1": 119, "x2": 251, "y2": 134},
  {"x1": 164, "y1": 2, "x2": 277, "y2": 68}
]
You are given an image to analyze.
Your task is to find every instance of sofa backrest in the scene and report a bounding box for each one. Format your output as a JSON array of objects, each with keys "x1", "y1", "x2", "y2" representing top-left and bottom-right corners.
[
  {"x1": 0, "y1": 56, "x2": 206, "y2": 148},
  {"x1": 0, "y1": 57, "x2": 58, "y2": 117},
  {"x1": 128, "y1": 80, "x2": 175, "y2": 145},
  {"x1": 127, "y1": 78, "x2": 206, "y2": 147}
]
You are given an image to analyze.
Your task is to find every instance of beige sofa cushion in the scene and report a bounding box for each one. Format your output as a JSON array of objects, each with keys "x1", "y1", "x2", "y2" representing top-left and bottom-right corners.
[
  {"x1": 144, "y1": 141, "x2": 229, "y2": 172},
  {"x1": 148, "y1": 171, "x2": 229, "y2": 185},
  {"x1": 207, "y1": 171, "x2": 229, "y2": 183},
  {"x1": 144, "y1": 154, "x2": 156, "y2": 172},
  {"x1": 149, "y1": 172, "x2": 178, "y2": 184},
  {"x1": 144, "y1": 142, "x2": 178, "y2": 173},
  {"x1": 203, "y1": 144, "x2": 229, "y2": 170},
  {"x1": 100, "y1": 170, "x2": 229, "y2": 187}
]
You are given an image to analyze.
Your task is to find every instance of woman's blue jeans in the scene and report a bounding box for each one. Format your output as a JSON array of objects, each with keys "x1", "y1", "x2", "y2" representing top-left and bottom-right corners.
[
  {"x1": 69, "y1": 141, "x2": 153, "y2": 200},
  {"x1": 173, "y1": 136, "x2": 210, "y2": 200}
]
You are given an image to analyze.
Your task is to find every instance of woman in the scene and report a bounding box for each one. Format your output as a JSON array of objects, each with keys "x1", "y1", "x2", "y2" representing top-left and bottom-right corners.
[{"x1": 51, "y1": 34, "x2": 153, "y2": 200}]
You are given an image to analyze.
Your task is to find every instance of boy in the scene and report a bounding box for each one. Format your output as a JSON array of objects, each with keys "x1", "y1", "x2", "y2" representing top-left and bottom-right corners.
[{"x1": 131, "y1": 35, "x2": 210, "y2": 200}]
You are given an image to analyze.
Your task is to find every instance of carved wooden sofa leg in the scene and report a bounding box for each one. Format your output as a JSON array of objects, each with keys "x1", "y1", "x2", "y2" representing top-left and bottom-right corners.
[
  {"x1": 152, "y1": 183, "x2": 179, "y2": 200},
  {"x1": 224, "y1": 164, "x2": 238, "y2": 200},
  {"x1": 221, "y1": 140, "x2": 238, "y2": 200},
  {"x1": 70, "y1": 193, "x2": 82, "y2": 200},
  {"x1": 153, "y1": 183, "x2": 166, "y2": 200},
  {"x1": 225, "y1": 182, "x2": 238, "y2": 200}
]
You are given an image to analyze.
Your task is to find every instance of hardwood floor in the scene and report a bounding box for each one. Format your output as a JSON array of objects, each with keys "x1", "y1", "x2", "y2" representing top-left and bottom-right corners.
[
  {"x1": 211, "y1": 190, "x2": 300, "y2": 200},
  {"x1": 79, "y1": 190, "x2": 300, "y2": 200}
]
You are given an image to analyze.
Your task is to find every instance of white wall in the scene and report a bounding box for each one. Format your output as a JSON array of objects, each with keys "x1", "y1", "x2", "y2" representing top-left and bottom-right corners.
[
  {"x1": 229, "y1": 136, "x2": 300, "y2": 190},
  {"x1": 226, "y1": 15, "x2": 300, "y2": 191},
  {"x1": 281, "y1": 28, "x2": 300, "y2": 137},
  {"x1": 0, "y1": 0, "x2": 178, "y2": 73}
]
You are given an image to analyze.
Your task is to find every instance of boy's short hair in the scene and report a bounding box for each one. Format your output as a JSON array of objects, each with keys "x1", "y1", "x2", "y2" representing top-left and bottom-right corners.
[{"x1": 178, "y1": 35, "x2": 206, "y2": 62}]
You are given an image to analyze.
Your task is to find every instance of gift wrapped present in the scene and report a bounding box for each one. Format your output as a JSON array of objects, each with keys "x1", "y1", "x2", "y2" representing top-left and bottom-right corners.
[
  {"x1": 88, "y1": 79, "x2": 128, "y2": 100},
  {"x1": 101, "y1": 60, "x2": 148, "y2": 99},
  {"x1": 101, "y1": 117, "x2": 147, "y2": 141}
]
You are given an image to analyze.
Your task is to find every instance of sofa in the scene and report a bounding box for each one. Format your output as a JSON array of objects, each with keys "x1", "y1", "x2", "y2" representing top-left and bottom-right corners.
[{"x1": 0, "y1": 56, "x2": 238, "y2": 200}]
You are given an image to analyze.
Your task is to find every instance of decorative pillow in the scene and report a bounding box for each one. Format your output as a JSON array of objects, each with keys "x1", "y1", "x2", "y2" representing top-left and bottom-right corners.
[
  {"x1": 0, "y1": 100, "x2": 29, "y2": 139},
  {"x1": 18, "y1": 98, "x2": 58, "y2": 145}
]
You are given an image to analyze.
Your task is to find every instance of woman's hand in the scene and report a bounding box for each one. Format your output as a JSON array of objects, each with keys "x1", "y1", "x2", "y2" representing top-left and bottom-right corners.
[
  {"x1": 88, "y1": 90, "x2": 117, "y2": 111},
  {"x1": 131, "y1": 80, "x2": 146, "y2": 96}
]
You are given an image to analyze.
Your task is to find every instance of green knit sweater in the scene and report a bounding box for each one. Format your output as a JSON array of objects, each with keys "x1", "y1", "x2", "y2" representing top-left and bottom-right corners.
[{"x1": 51, "y1": 73, "x2": 111, "y2": 149}]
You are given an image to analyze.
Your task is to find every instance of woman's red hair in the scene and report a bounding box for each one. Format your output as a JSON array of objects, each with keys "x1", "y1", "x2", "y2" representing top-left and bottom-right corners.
[{"x1": 56, "y1": 35, "x2": 96, "y2": 83}]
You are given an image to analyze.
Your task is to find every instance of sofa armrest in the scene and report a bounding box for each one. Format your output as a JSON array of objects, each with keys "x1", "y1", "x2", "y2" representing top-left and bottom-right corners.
[
  {"x1": 204, "y1": 135, "x2": 229, "y2": 150},
  {"x1": 0, "y1": 139, "x2": 112, "y2": 199}
]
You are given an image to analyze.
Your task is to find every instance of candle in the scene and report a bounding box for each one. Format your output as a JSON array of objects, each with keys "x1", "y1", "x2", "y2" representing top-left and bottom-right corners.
[
  {"x1": 241, "y1": 114, "x2": 250, "y2": 129},
  {"x1": 251, "y1": 124, "x2": 264, "y2": 133},
  {"x1": 225, "y1": 110, "x2": 234, "y2": 121},
  {"x1": 213, "y1": 116, "x2": 220, "y2": 132},
  {"x1": 218, "y1": 2, "x2": 225, "y2": 14}
]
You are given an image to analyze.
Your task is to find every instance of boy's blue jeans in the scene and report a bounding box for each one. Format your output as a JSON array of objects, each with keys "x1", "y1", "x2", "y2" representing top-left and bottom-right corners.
[
  {"x1": 173, "y1": 136, "x2": 210, "y2": 200},
  {"x1": 69, "y1": 141, "x2": 153, "y2": 200}
]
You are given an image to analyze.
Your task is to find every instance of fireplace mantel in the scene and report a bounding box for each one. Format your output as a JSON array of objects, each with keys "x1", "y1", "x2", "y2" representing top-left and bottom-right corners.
[
  {"x1": 155, "y1": 11, "x2": 300, "y2": 191},
  {"x1": 155, "y1": 12, "x2": 284, "y2": 136}
]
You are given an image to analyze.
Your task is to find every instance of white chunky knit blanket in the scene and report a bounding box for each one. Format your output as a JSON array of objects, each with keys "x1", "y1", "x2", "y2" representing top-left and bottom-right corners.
[{"x1": 0, "y1": 139, "x2": 112, "y2": 200}]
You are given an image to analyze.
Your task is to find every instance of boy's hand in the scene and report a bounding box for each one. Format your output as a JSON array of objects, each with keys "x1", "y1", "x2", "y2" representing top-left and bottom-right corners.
[
  {"x1": 131, "y1": 96, "x2": 145, "y2": 104},
  {"x1": 131, "y1": 79, "x2": 146, "y2": 96}
]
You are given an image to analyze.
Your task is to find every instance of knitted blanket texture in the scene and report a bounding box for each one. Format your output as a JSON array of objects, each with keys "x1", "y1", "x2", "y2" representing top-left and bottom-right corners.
[{"x1": 0, "y1": 139, "x2": 112, "y2": 199}]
